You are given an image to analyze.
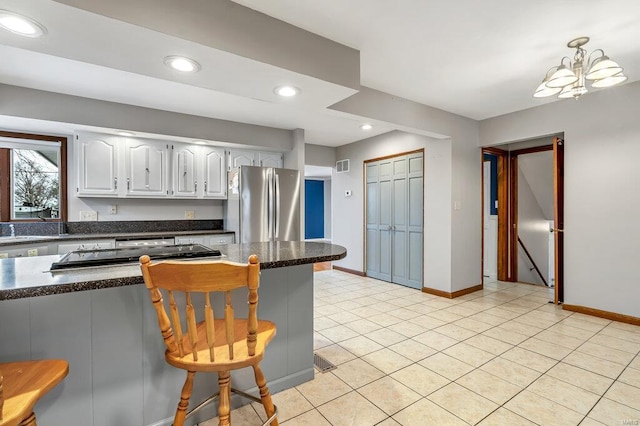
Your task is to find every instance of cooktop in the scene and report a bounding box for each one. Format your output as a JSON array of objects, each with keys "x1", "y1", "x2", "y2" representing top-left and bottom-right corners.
[{"x1": 51, "y1": 244, "x2": 222, "y2": 270}]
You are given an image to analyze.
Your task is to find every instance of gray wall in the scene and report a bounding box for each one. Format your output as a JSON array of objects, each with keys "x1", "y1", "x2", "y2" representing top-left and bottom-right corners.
[
  {"x1": 305, "y1": 143, "x2": 336, "y2": 167},
  {"x1": 480, "y1": 80, "x2": 640, "y2": 317},
  {"x1": 332, "y1": 88, "x2": 481, "y2": 293},
  {"x1": 334, "y1": 131, "x2": 454, "y2": 292},
  {"x1": 324, "y1": 179, "x2": 332, "y2": 239},
  {"x1": 0, "y1": 84, "x2": 295, "y2": 222}
]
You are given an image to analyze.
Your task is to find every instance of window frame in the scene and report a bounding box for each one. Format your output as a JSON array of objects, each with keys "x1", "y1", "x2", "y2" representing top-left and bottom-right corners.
[{"x1": 0, "y1": 131, "x2": 68, "y2": 222}]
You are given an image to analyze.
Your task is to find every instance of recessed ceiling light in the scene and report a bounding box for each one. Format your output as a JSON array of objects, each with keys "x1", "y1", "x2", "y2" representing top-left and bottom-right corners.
[
  {"x1": 118, "y1": 131, "x2": 134, "y2": 137},
  {"x1": 274, "y1": 85, "x2": 300, "y2": 97},
  {"x1": 164, "y1": 56, "x2": 201, "y2": 73},
  {"x1": 360, "y1": 124, "x2": 373, "y2": 131},
  {"x1": 0, "y1": 10, "x2": 47, "y2": 38}
]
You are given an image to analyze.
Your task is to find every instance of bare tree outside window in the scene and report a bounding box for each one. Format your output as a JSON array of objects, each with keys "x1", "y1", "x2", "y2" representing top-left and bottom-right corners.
[{"x1": 12, "y1": 149, "x2": 60, "y2": 219}]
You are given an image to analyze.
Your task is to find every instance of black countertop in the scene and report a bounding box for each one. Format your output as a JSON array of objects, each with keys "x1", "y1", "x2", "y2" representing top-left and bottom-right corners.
[
  {"x1": 0, "y1": 229, "x2": 235, "y2": 247},
  {"x1": 0, "y1": 241, "x2": 346, "y2": 300}
]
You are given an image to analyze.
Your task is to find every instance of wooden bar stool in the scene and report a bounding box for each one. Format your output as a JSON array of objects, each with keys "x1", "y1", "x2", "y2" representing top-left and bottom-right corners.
[
  {"x1": 0, "y1": 359, "x2": 69, "y2": 426},
  {"x1": 140, "y1": 254, "x2": 278, "y2": 426}
]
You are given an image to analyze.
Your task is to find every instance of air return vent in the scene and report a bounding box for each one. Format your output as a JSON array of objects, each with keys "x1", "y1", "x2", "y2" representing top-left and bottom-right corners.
[{"x1": 336, "y1": 159, "x2": 350, "y2": 173}]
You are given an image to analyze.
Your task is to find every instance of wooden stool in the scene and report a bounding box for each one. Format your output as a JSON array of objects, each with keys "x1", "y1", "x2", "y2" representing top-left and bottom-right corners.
[
  {"x1": 140, "y1": 254, "x2": 278, "y2": 426},
  {"x1": 0, "y1": 359, "x2": 69, "y2": 426}
]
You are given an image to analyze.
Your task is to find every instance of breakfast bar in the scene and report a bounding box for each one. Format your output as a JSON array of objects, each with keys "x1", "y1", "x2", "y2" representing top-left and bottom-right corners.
[{"x1": 0, "y1": 241, "x2": 346, "y2": 426}]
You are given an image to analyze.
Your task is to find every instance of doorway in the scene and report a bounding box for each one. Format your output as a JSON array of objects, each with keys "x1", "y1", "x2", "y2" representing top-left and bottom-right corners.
[
  {"x1": 481, "y1": 136, "x2": 564, "y2": 303},
  {"x1": 304, "y1": 165, "x2": 332, "y2": 242}
]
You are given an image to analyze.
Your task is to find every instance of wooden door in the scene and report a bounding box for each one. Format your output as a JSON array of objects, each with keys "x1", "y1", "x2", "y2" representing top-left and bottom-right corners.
[
  {"x1": 553, "y1": 137, "x2": 565, "y2": 304},
  {"x1": 481, "y1": 148, "x2": 509, "y2": 282}
]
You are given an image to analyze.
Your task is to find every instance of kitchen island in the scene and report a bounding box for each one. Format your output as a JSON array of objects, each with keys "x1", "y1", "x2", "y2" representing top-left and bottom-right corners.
[{"x1": 0, "y1": 241, "x2": 346, "y2": 426}]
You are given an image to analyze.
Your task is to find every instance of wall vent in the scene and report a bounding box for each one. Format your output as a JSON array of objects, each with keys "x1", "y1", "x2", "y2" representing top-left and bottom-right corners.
[{"x1": 336, "y1": 159, "x2": 350, "y2": 173}]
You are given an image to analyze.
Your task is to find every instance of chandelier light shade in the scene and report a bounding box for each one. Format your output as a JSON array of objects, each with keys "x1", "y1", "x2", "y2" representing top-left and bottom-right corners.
[{"x1": 533, "y1": 37, "x2": 627, "y2": 100}]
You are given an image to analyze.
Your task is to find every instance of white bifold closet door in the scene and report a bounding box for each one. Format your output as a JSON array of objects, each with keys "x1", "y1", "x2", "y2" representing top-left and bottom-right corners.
[{"x1": 366, "y1": 152, "x2": 423, "y2": 289}]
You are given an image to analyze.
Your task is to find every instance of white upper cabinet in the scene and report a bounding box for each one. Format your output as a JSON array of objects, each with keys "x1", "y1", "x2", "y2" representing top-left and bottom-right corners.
[
  {"x1": 171, "y1": 143, "x2": 198, "y2": 197},
  {"x1": 76, "y1": 132, "x2": 120, "y2": 197},
  {"x1": 170, "y1": 144, "x2": 227, "y2": 199},
  {"x1": 258, "y1": 151, "x2": 284, "y2": 168},
  {"x1": 227, "y1": 149, "x2": 284, "y2": 170},
  {"x1": 227, "y1": 149, "x2": 255, "y2": 169},
  {"x1": 125, "y1": 139, "x2": 169, "y2": 197},
  {"x1": 202, "y1": 146, "x2": 227, "y2": 198}
]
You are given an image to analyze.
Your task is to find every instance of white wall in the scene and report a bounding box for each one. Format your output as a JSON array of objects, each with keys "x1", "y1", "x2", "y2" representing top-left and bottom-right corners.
[
  {"x1": 517, "y1": 167, "x2": 549, "y2": 285},
  {"x1": 480, "y1": 81, "x2": 640, "y2": 317},
  {"x1": 334, "y1": 131, "x2": 453, "y2": 292}
]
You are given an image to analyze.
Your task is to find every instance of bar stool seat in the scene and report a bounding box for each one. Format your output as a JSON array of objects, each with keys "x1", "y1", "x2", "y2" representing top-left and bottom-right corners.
[
  {"x1": 0, "y1": 359, "x2": 69, "y2": 426},
  {"x1": 140, "y1": 254, "x2": 278, "y2": 426}
]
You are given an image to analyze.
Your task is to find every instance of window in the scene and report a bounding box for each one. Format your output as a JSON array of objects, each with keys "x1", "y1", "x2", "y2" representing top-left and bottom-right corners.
[{"x1": 0, "y1": 131, "x2": 67, "y2": 222}]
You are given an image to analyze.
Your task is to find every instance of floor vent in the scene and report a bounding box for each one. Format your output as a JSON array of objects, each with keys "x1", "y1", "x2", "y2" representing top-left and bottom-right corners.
[{"x1": 313, "y1": 353, "x2": 337, "y2": 373}]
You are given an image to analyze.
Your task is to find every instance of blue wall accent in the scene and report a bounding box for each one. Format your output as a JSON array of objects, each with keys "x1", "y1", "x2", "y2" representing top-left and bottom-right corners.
[
  {"x1": 484, "y1": 153, "x2": 498, "y2": 215},
  {"x1": 305, "y1": 180, "x2": 324, "y2": 239}
]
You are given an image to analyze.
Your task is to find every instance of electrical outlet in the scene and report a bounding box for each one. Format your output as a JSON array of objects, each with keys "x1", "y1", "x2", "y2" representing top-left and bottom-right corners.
[
  {"x1": 184, "y1": 210, "x2": 195, "y2": 219},
  {"x1": 80, "y1": 210, "x2": 98, "y2": 221},
  {"x1": 108, "y1": 204, "x2": 117, "y2": 215}
]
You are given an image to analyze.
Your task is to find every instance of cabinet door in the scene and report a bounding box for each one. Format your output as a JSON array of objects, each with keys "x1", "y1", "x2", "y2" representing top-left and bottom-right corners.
[
  {"x1": 57, "y1": 240, "x2": 116, "y2": 254},
  {"x1": 76, "y1": 132, "x2": 120, "y2": 196},
  {"x1": 171, "y1": 144, "x2": 198, "y2": 198},
  {"x1": 174, "y1": 236, "x2": 206, "y2": 245},
  {"x1": 208, "y1": 234, "x2": 234, "y2": 245},
  {"x1": 202, "y1": 147, "x2": 227, "y2": 198},
  {"x1": 258, "y1": 152, "x2": 283, "y2": 168},
  {"x1": 125, "y1": 140, "x2": 169, "y2": 197},
  {"x1": 227, "y1": 150, "x2": 255, "y2": 169},
  {"x1": 0, "y1": 245, "x2": 49, "y2": 258}
]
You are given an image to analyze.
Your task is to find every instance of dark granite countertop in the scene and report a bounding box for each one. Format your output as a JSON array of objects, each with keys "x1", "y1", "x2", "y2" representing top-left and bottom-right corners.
[
  {"x1": 0, "y1": 229, "x2": 235, "y2": 247},
  {"x1": 0, "y1": 242, "x2": 346, "y2": 300}
]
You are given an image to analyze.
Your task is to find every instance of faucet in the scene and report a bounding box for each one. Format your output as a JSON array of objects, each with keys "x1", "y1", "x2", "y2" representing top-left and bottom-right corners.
[{"x1": 9, "y1": 224, "x2": 15, "y2": 237}]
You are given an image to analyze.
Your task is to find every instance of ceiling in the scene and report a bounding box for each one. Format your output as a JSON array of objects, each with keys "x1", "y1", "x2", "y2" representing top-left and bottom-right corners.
[{"x1": 0, "y1": 0, "x2": 638, "y2": 147}]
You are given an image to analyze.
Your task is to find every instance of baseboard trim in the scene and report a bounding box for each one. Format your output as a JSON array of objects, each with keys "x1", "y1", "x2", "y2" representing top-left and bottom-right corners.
[
  {"x1": 562, "y1": 304, "x2": 640, "y2": 326},
  {"x1": 332, "y1": 265, "x2": 366, "y2": 277},
  {"x1": 422, "y1": 284, "x2": 483, "y2": 299}
]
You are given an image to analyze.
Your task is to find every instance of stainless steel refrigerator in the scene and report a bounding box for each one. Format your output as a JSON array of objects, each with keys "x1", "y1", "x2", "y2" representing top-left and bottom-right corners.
[{"x1": 224, "y1": 166, "x2": 301, "y2": 243}]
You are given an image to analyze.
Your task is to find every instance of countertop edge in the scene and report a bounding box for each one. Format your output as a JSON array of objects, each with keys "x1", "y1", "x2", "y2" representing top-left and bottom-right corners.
[
  {"x1": 0, "y1": 230, "x2": 235, "y2": 247},
  {"x1": 0, "y1": 243, "x2": 347, "y2": 300}
]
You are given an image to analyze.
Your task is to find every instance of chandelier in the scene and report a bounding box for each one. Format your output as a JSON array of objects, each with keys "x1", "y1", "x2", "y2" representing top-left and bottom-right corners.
[{"x1": 534, "y1": 37, "x2": 627, "y2": 99}]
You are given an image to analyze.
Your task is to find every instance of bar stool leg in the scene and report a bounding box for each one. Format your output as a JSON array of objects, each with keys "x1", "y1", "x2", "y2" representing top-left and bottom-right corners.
[
  {"x1": 252, "y1": 364, "x2": 278, "y2": 426},
  {"x1": 19, "y1": 412, "x2": 37, "y2": 426},
  {"x1": 217, "y1": 371, "x2": 231, "y2": 426},
  {"x1": 173, "y1": 371, "x2": 195, "y2": 426}
]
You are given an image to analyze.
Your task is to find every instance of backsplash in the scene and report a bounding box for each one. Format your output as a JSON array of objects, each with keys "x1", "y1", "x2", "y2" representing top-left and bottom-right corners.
[{"x1": 0, "y1": 220, "x2": 223, "y2": 236}]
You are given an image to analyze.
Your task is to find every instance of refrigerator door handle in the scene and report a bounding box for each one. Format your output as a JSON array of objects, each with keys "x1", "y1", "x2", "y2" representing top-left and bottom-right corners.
[
  {"x1": 267, "y1": 170, "x2": 274, "y2": 240},
  {"x1": 275, "y1": 172, "x2": 280, "y2": 239}
]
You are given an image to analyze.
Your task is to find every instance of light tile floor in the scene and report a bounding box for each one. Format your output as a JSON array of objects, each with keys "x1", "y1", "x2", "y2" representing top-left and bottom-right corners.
[{"x1": 202, "y1": 270, "x2": 640, "y2": 425}]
